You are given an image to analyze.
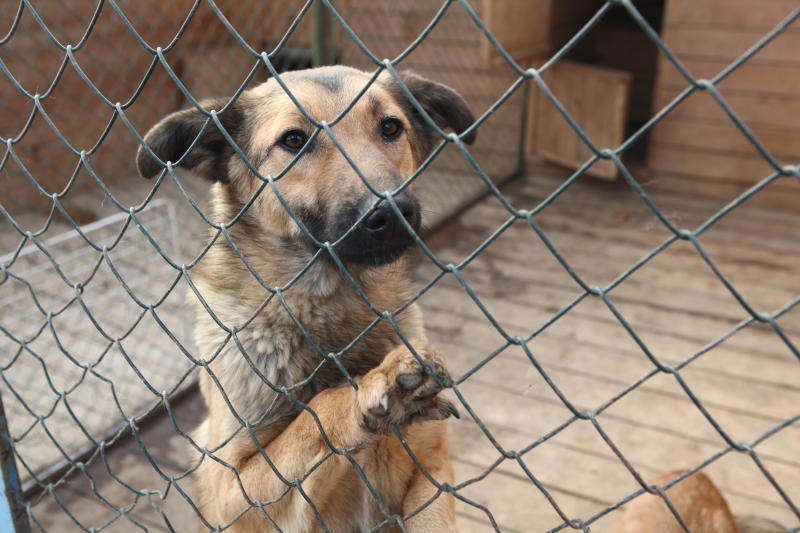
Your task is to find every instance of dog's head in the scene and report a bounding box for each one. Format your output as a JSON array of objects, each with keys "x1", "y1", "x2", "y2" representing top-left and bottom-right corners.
[{"x1": 137, "y1": 66, "x2": 475, "y2": 267}]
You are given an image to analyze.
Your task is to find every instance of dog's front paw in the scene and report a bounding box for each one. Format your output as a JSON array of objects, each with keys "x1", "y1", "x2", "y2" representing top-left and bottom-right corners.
[{"x1": 357, "y1": 341, "x2": 459, "y2": 432}]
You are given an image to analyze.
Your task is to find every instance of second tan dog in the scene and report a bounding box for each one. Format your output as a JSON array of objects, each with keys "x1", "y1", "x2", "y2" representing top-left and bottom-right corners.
[
  {"x1": 137, "y1": 66, "x2": 476, "y2": 531},
  {"x1": 612, "y1": 469, "x2": 786, "y2": 533},
  {"x1": 614, "y1": 470, "x2": 740, "y2": 533}
]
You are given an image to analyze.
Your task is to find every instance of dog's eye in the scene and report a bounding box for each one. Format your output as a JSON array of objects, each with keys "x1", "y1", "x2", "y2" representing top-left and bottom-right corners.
[
  {"x1": 380, "y1": 118, "x2": 403, "y2": 140},
  {"x1": 279, "y1": 130, "x2": 308, "y2": 152}
]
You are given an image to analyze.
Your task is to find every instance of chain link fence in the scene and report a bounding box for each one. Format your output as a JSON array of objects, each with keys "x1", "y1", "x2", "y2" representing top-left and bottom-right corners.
[{"x1": 1, "y1": 0, "x2": 798, "y2": 531}]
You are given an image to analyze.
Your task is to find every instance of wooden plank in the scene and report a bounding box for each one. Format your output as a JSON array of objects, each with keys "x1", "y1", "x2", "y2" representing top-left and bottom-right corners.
[
  {"x1": 651, "y1": 4, "x2": 800, "y2": 207},
  {"x1": 657, "y1": 57, "x2": 800, "y2": 97},
  {"x1": 532, "y1": 164, "x2": 799, "y2": 231},
  {"x1": 648, "y1": 116, "x2": 800, "y2": 159},
  {"x1": 426, "y1": 302, "x2": 800, "y2": 477},
  {"x1": 422, "y1": 172, "x2": 800, "y2": 306},
  {"x1": 420, "y1": 246, "x2": 800, "y2": 381},
  {"x1": 439, "y1": 355, "x2": 800, "y2": 523},
  {"x1": 432, "y1": 228, "x2": 800, "y2": 336},
  {"x1": 451, "y1": 378, "x2": 800, "y2": 525},
  {"x1": 342, "y1": 39, "x2": 482, "y2": 69},
  {"x1": 642, "y1": 170, "x2": 800, "y2": 211},
  {"x1": 423, "y1": 287, "x2": 800, "y2": 428},
  {"x1": 448, "y1": 396, "x2": 798, "y2": 530},
  {"x1": 480, "y1": 0, "x2": 553, "y2": 67},
  {"x1": 651, "y1": 84, "x2": 800, "y2": 131},
  {"x1": 510, "y1": 171, "x2": 800, "y2": 254},
  {"x1": 443, "y1": 190, "x2": 800, "y2": 307},
  {"x1": 338, "y1": 9, "x2": 480, "y2": 44},
  {"x1": 451, "y1": 448, "x2": 582, "y2": 531},
  {"x1": 664, "y1": 0, "x2": 799, "y2": 28},
  {"x1": 420, "y1": 278, "x2": 799, "y2": 397},
  {"x1": 643, "y1": 158, "x2": 800, "y2": 208},
  {"x1": 647, "y1": 144, "x2": 789, "y2": 184},
  {"x1": 530, "y1": 60, "x2": 632, "y2": 180},
  {"x1": 662, "y1": 25, "x2": 800, "y2": 64},
  {"x1": 418, "y1": 174, "x2": 800, "y2": 371}
]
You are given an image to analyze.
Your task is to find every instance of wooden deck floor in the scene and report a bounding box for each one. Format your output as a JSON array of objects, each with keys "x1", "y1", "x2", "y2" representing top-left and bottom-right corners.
[{"x1": 28, "y1": 169, "x2": 800, "y2": 532}]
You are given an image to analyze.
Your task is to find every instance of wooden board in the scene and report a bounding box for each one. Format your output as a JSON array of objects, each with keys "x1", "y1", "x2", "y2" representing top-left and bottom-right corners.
[
  {"x1": 657, "y1": 58, "x2": 800, "y2": 97},
  {"x1": 648, "y1": 116, "x2": 800, "y2": 160},
  {"x1": 529, "y1": 60, "x2": 632, "y2": 180},
  {"x1": 645, "y1": 0, "x2": 800, "y2": 208},
  {"x1": 652, "y1": 85, "x2": 800, "y2": 130},
  {"x1": 662, "y1": 25, "x2": 800, "y2": 64},
  {"x1": 480, "y1": 0, "x2": 553, "y2": 67},
  {"x1": 643, "y1": 171, "x2": 800, "y2": 212},
  {"x1": 664, "y1": 0, "x2": 799, "y2": 28}
]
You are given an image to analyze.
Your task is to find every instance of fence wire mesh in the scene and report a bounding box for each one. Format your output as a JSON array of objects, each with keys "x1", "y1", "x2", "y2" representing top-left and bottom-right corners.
[{"x1": 0, "y1": 0, "x2": 798, "y2": 531}]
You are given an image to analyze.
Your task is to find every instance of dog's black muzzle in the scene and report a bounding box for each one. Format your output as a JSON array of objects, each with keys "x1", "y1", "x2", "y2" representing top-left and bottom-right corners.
[{"x1": 332, "y1": 191, "x2": 421, "y2": 266}]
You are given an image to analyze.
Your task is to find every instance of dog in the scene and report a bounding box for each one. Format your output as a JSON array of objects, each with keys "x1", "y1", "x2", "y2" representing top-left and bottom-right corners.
[
  {"x1": 614, "y1": 469, "x2": 785, "y2": 533},
  {"x1": 137, "y1": 65, "x2": 476, "y2": 532}
]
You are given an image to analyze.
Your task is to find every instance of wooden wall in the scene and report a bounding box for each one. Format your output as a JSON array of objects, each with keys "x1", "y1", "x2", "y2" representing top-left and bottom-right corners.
[
  {"x1": 0, "y1": 1, "x2": 309, "y2": 219},
  {"x1": 646, "y1": 0, "x2": 800, "y2": 210}
]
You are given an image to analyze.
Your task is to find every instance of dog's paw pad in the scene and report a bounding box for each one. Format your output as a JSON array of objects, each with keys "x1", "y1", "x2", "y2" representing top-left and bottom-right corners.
[
  {"x1": 357, "y1": 341, "x2": 457, "y2": 432},
  {"x1": 396, "y1": 372, "x2": 423, "y2": 391}
]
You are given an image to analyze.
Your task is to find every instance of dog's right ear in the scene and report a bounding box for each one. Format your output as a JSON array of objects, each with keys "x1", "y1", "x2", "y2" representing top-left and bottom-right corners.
[{"x1": 136, "y1": 97, "x2": 244, "y2": 182}]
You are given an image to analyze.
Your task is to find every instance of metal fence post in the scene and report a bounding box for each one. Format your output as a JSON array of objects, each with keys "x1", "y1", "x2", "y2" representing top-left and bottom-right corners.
[
  {"x1": 0, "y1": 393, "x2": 29, "y2": 533},
  {"x1": 312, "y1": 0, "x2": 326, "y2": 67}
]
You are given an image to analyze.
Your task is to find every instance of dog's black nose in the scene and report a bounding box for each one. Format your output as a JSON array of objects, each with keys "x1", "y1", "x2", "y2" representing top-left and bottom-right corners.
[{"x1": 364, "y1": 192, "x2": 417, "y2": 241}]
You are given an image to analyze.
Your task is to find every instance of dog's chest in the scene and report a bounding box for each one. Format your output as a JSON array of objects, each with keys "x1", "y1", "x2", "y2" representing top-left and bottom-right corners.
[
  {"x1": 193, "y1": 272, "x2": 421, "y2": 425},
  {"x1": 239, "y1": 301, "x2": 396, "y2": 390}
]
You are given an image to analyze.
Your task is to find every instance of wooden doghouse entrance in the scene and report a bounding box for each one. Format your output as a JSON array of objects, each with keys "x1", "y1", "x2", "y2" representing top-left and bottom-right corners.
[{"x1": 482, "y1": 1, "x2": 666, "y2": 180}]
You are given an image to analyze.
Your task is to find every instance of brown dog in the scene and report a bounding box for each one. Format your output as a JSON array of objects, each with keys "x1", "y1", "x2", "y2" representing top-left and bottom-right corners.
[
  {"x1": 614, "y1": 470, "x2": 741, "y2": 533},
  {"x1": 137, "y1": 66, "x2": 475, "y2": 532}
]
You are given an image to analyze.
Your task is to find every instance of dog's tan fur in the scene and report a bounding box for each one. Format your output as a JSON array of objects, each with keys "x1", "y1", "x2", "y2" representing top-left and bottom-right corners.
[
  {"x1": 138, "y1": 66, "x2": 475, "y2": 532},
  {"x1": 614, "y1": 470, "x2": 741, "y2": 533}
]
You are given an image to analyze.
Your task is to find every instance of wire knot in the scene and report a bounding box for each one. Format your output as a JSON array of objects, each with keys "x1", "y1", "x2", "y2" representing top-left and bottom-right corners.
[{"x1": 695, "y1": 78, "x2": 714, "y2": 90}]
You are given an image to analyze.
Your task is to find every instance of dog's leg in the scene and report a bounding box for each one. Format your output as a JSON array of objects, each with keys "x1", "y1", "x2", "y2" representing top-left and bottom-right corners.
[
  {"x1": 211, "y1": 341, "x2": 458, "y2": 531},
  {"x1": 400, "y1": 431, "x2": 457, "y2": 533},
  {"x1": 359, "y1": 343, "x2": 459, "y2": 532}
]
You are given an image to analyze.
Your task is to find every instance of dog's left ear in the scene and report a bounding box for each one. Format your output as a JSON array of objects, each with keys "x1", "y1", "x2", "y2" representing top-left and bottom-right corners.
[{"x1": 387, "y1": 71, "x2": 476, "y2": 156}]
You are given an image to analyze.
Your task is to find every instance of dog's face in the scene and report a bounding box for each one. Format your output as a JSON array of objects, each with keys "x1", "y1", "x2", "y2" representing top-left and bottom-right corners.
[{"x1": 137, "y1": 66, "x2": 475, "y2": 267}]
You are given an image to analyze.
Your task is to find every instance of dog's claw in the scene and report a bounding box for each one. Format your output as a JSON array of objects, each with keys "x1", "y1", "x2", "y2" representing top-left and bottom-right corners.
[
  {"x1": 368, "y1": 405, "x2": 387, "y2": 416},
  {"x1": 380, "y1": 394, "x2": 389, "y2": 412},
  {"x1": 366, "y1": 394, "x2": 391, "y2": 417},
  {"x1": 442, "y1": 400, "x2": 460, "y2": 420}
]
